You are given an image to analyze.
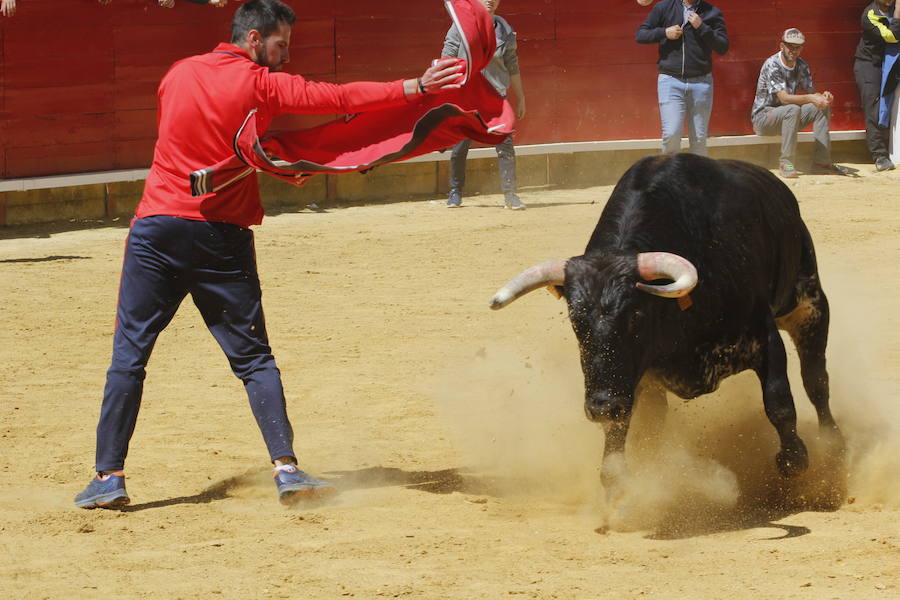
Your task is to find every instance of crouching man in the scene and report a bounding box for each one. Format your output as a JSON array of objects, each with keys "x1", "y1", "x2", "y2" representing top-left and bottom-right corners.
[{"x1": 751, "y1": 28, "x2": 847, "y2": 178}]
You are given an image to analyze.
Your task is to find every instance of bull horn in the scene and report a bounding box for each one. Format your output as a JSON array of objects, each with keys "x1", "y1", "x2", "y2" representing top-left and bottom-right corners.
[
  {"x1": 635, "y1": 252, "x2": 698, "y2": 298},
  {"x1": 489, "y1": 259, "x2": 567, "y2": 310}
]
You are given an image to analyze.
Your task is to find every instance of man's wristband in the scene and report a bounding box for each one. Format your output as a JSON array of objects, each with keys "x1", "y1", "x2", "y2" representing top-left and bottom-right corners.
[{"x1": 417, "y1": 77, "x2": 427, "y2": 94}]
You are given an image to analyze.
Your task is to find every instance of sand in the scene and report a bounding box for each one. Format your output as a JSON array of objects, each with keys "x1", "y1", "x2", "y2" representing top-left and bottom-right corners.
[{"x1": 1, "y1": 162, "x2": 898, "y2": 599}]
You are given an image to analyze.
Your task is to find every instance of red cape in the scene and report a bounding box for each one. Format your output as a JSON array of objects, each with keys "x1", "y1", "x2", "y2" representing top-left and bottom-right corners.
[{"x1": 190, "y1": 0, "x2": 515, "y2": 196}]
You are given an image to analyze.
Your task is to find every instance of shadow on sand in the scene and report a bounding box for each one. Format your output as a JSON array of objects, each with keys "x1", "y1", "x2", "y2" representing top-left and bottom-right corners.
[
  {"x1": 121, "y1": 462, "x2": 842, "y2": 543},
  {"x1": 122, "y1": 470, "x2": 259, "y2": 512},
  {"x1": 325, "y1": 465, "x2": 506, "y2": 496}
]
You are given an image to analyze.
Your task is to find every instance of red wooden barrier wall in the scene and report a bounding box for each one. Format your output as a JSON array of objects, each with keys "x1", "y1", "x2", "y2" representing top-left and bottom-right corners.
[{"x1": 0, "y1": 0, "x2": 867, "y2": 179}]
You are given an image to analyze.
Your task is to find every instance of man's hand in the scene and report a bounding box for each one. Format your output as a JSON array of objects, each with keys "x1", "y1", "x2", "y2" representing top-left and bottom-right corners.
[
  {"x1": 209, "y1": 0, "x2": 228, "y2": 6},
  {"x1": 810, "y1": 93, "x2": 832, "y2": 111},
  {"x1": 666, "y1": 25, "x2": 683, "y2": 40},
  {"x1": 158, "y1": 0, "x2": 175, "y2": 7},
  {"x1": 419, "y1": 58, "x2": 465, "y2": 93},
  {"x1": 1, "y1": 0, "x2": 16, "y2": 17},
  {"x1": 515, "y1": 99, "x2": 526, "y2": 120},
  {"x1": 686, "y1": 12, "x2": 703, "y2": 29}
]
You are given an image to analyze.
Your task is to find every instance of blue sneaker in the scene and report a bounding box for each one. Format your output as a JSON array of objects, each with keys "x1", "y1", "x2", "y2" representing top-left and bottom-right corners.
[
  {"x1": 504, "y1": 194, "x2": 526, "y2": 210},
  {"x1": 447, "y1": 189, "x2": 462, "y2": 208},
  {"x1": 274, "y1": 464, "x2": 336, "y2": 505},
  {"x1": 74, "y1": 473, "x2": 130, "y2": 509}
]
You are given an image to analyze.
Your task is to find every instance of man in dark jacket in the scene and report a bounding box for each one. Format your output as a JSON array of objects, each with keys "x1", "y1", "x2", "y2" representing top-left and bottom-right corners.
[
  {"x1": 636, "y1": 0, "x2": 728, "y2": 155},
  {"x1": 854, "y1": 0, "x2": 900, "y2": 171}
]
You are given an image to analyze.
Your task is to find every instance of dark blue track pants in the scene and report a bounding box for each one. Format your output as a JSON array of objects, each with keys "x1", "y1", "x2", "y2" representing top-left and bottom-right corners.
[{"x1": 95, "y1": 216, "x2": 295, "y2": 472}]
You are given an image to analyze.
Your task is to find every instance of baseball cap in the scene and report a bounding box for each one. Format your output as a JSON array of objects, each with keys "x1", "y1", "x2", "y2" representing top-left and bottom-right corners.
[{"x1": 782, "y1": 28, "x2": 805, "y2": 45}]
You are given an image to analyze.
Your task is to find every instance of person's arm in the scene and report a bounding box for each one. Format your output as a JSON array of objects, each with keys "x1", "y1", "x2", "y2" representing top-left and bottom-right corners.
[
  {"x1": 508, "y1": 73, "x2": 525, "y2": 120},
  {"x1": 786, "y1": 63, "x2": 831, "y2": 110},
  {"x1": 267, "y1": 59, "x2": 464, "y2": 115},
  {"x1": 441, "y1": 25, "x2": 462, "y2": 59},
  {"x1": 501, "y1": 29, "x2": 526, "y2": 119},
  {"x1": 181, "y1": 0, "x2": 229, "y2": 5},
  {"x1": 690, "y1": 8, "x2": 729, "y2": 55},
  {"x1": 636, "y1": 3, "x2": 670, "y2": 44},
  {"x1": 860, "y1": 4, "x2": 900, "y2": 44},
  {"x1": 775, "y1": 89, "x2": 831, "y2": 110},
  {"x1": 1, "y1": 0, "x2": 16, "y2": 17}
]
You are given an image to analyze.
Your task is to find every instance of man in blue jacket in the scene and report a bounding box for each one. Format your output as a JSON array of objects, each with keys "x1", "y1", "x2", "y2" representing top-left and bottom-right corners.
[{"x1": 636, "y1": 0, "x2": 729, "y2": 155}]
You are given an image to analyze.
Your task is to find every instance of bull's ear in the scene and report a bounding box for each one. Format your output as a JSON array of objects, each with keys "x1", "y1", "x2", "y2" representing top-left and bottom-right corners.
[{"x1": 546, "y1": 284, "x2": 564, "y2": 299}]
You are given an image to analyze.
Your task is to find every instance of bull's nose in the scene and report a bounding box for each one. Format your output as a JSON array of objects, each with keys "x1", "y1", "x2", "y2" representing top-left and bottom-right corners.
[{"x1": 584, "y1": 399, "x2": 631, "y2": 423}]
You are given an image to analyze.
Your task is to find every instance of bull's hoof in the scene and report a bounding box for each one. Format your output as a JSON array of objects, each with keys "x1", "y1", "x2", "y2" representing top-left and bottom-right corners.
[
  {"x1": 820, "y1": 425, "x2": 847, "y2": 461},
  {"x1": 600, "y1": 452, "x2": 626, "y2": 494},
  {"x1": 775, "y1": 444, "x2": 809, "y2": 478}
]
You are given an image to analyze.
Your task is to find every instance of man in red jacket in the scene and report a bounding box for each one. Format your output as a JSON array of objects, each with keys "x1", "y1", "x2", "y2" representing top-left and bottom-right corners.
[{"x1": 75, "y1": 0, "x2": 462, "y2": 509}]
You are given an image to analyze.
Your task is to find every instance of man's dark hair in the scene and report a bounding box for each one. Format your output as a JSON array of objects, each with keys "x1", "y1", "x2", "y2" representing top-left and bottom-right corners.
[{"x1": 231, "y1": 0, "x2": 297, "y2": 43}]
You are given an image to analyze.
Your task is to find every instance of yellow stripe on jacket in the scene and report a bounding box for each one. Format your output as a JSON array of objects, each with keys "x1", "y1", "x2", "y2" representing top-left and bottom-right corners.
[{"x1": 868, "y1": 9, "x2": 898, "y2": 43}]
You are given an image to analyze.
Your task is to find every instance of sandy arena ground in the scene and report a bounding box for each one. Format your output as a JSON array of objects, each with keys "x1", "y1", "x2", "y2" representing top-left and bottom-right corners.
[{"x1": 1, "y1": 162, "x2": 898, "y2": 599}]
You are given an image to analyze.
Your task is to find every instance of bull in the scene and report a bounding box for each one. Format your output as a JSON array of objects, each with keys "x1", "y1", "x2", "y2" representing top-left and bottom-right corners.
[{"x1": 489, "y1": 154, "x2": 842, "y2": 495}]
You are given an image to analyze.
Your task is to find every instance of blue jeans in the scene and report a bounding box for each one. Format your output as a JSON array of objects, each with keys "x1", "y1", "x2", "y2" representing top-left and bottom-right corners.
[{"x1": 657, "y1": 73, "x2": 714, "y2": 156}]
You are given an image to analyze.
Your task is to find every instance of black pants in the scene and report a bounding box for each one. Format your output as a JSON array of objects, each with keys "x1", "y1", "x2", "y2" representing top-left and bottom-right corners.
[
  {"x1": 854, "y1": 58, "x2": 890, "y2": 161},
  {"x1": 449, "y1": 135, "x2": 517, "y2": 195},
  {"x1": 95, "y1": 216, "x2": 295, "y2": 471}
]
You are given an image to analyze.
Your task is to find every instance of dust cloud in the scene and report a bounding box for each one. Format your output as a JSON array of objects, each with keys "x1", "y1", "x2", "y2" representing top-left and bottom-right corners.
[
  {"x1": 432, "y1": 269, "x2": 898, "y2": 532},
  {"x1": 823, "y1": 268, "x2": 900, "y2": 510}
]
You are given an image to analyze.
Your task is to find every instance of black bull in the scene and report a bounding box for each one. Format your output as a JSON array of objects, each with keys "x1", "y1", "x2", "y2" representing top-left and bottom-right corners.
[{"x1": 490, "y1": 154, "x2": 843, "y2": 490}]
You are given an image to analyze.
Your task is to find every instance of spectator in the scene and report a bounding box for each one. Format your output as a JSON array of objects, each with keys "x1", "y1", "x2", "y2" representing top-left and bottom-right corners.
[
  {"x1": 636, "y1": 0, "x2": 728, "y2": 156},
  {"x1": 751, "y1": 28, "x2": 847, "y2": 178},
  {"x1": 443, "y1": 0, "x2": 526, "y2": 210},
  {"x1": 854, "y1": 0, "x2": 900, "y2": 171}
]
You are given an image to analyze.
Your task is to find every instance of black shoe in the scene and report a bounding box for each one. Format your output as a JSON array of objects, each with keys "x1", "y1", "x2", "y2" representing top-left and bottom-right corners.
[
  {"x1": 504, "y1": 194, "x2": 526, "y2": 210},
  {"x1": 875, "y1": 156, "x2": 895, "y2": 172},
  {"x1": 447, "y1": 189, "x2": 462, "y2": 208}
]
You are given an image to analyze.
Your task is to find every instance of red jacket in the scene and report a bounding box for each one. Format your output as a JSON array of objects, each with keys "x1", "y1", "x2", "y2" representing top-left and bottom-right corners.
[
  {"x1": 136, "y1": 43, "x2": 410, "y2": 228},
  {"x1": 188, "y1": 0, "x2": 513, "y2": 198}
]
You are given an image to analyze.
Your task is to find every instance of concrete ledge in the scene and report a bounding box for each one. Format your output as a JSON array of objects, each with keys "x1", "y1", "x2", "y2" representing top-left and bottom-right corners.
[
  {"x1": 0, "y1": 131, "x2": 870, "y2": 226},
  {"x1": 0, "y1": 131, "x2": 865, "y2": 192}
]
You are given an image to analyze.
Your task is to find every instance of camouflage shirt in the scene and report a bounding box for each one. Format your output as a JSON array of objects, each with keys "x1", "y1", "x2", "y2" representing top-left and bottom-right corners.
[{"x1": 751, "y1": 52, "x2": 814, "y2": 119}]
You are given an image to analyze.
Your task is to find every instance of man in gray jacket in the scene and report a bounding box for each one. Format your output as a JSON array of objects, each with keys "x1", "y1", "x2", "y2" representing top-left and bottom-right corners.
[{"x1": 443, "y1": 0, "x2": 527, "y2": 210}]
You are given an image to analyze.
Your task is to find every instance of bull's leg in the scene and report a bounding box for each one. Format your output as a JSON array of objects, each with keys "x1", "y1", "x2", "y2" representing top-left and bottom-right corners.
[
  {"x1": 600, "y1": 420, "x2": 629, "y2": 492},
  {"x1": 780, "y1": 290, "x2": 842, "y2": 438},
  {"x1": 632, "y1": 379, "x2": 668, "y2": 459},
  {"x1": 636, "y1": 379, "x2": 668, "y2": 435},
  {"x1": 756, "y1": 316, "x2": 809, "y2": 478},
  {"x1": 598, "y1": 418, "x2": 631, "y2": 528},
  {"x1": 780, "y1": 291, "x2": 847, "y2": 502}
]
